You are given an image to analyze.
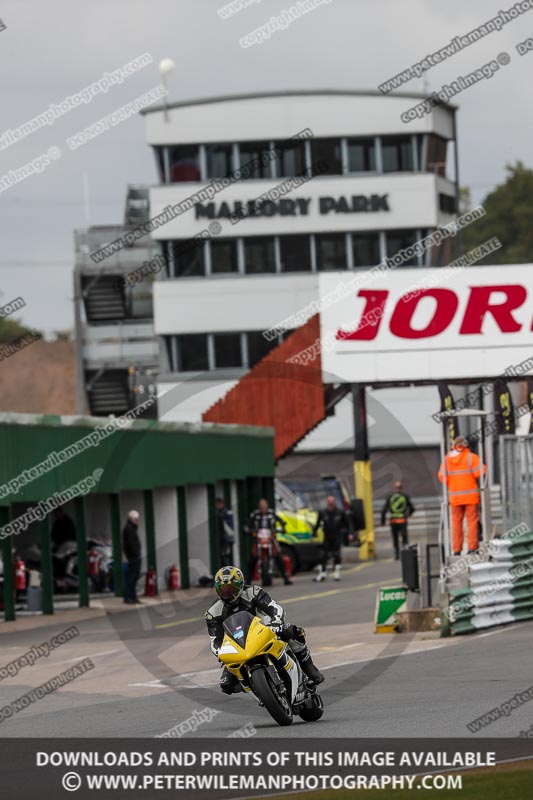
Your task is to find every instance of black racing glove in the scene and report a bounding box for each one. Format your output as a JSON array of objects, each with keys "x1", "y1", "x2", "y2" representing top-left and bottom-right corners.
[{"x1": 279, "y1": 624, "x2": 306, "y2": 643}]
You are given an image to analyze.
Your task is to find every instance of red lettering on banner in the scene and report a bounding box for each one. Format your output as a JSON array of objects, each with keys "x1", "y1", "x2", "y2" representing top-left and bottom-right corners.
[
  {"x1": 459, "y1": 285, "x2": 527, "y2": 334},
  {"x1": 336, "y1": 290, "x2": 388, "y2": 341},
  {"x1": 335, "y1": 284, "x2": 529, "y2": 342},
  {"x1": 390, "y1": 289, "x2": 459, "y2": 339}
]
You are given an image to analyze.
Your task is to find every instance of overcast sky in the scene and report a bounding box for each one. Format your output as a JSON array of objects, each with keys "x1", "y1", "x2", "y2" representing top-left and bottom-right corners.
[{"x1": 1, "y1": 0, "x2": 531, "y2": 334}]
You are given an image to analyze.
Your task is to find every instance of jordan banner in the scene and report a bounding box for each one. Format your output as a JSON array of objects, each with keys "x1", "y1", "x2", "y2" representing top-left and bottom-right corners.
[
  {"x1": 319, "y1": 266, "x2": 533, "y2": 383},
  {"x1": 493, "y1": 379, "x2": 515, "y2": 435},
  {"x1": 437, "y1": 382, "x2": 459, "y2": 444}
]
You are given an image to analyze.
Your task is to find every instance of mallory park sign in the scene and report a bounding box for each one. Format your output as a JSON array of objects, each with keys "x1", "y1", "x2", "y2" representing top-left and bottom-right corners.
[{"x1": 194, "y1": 194, "x2": 390, "y2": 220}]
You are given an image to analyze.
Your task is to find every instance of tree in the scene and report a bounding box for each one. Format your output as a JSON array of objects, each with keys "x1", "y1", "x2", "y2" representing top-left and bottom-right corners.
[
  {"x1": 461, "y1": 162, "x2": 533, "y2": 264},
  {"x1": 0, "y1": 317, "x2": 36, "y2": 344}
]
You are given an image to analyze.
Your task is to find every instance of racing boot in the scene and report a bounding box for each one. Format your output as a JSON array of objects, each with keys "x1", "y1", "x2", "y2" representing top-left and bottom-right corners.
[
  {"x1": 298, "y1": 646, "x2": 325, "y2": 685},
  {"x1": 314, "y1": 568, "x2": 327, "y2": 583},
  {"x1": 333, "y1": 564, "x2": 341, "y2": 581}
]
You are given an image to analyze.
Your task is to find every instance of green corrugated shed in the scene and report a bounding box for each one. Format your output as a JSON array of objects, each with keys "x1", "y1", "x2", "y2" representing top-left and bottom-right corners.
[{"x1": 0, "y1": 412, "x2": 275, "y2": 503}]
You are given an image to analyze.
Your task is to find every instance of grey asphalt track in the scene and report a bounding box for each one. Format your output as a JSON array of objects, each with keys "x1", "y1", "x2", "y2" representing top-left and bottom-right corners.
[{"x1": 0, "y1": 543, "x2": 532, "y2": 739}]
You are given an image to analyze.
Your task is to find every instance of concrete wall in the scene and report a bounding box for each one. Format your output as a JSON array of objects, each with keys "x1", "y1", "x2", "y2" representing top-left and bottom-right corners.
[
  {"x1": 185, "y1": 484, "x2": 210, "y2": 582},
  {"x1": 144, "y1": 92, "x2": 455, "y2": 146},
  {"x1": 153, "y1": 487, "x2": 179, "y2": 590},
  {"x1": 277, "y1": 446, "x2": 441, "y2": 499},
  {"x1": 84, "y1": 494, "x2": 111, "y2": 543},
  {"x1": 154, "y1": 273, "x2": 318, "y2": 336}
]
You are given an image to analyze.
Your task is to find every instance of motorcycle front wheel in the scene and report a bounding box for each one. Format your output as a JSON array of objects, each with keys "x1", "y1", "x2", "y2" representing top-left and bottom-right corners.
[
  {"x1": 252, "y1": 667, "x2": 293, "y2": 726},
  {"x1": 299, "y1": 692, "x2": 324, "y2": 722}
]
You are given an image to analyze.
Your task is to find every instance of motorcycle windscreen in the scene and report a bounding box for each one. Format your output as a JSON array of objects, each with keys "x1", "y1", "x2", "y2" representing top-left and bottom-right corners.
[{"x1": 223, "y1": 610, "x2": 255, "y2": 646}]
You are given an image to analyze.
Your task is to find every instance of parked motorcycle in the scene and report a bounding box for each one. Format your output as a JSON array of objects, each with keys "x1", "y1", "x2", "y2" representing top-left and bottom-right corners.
[
  {"x1": 217, "y1": 610, "x2": 324, "y2": 727},
  {"x1": 53, "y1": 540, "x2": 80, "y2": 593},
  {"x1": 23, "y1": 538, "x2": 112, "y2": 594}
]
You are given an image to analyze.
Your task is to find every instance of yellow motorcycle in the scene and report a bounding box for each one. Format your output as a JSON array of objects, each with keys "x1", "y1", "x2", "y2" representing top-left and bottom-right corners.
[{"x1": 218, "y1": 611, "x2": 324, "y2": 727}]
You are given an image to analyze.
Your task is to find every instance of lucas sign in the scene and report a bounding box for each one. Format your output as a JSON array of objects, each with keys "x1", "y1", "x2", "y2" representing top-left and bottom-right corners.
[
  {"x1": 374, "y1": 586, "x2": 407, "y2": 633},
  {"x1": 319, "y1": 265, "x2": 533, "y2": 383}
]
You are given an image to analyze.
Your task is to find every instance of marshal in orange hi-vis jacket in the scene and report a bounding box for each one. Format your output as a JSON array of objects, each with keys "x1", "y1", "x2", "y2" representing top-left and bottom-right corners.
[{"x1": 438, "y1": 436, "x2": 487, "y2": 555}]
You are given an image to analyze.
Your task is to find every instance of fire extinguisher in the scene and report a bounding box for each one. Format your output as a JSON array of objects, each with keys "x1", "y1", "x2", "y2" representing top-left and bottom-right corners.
[
  {"x1": 145, "y1": 568, "x2": 157, "y2": 597},
  {"x1": 14, "y1": 557, "x2": 26, "y2": 592},
  {"x1": 88, "y1": 549, "x2": 100, "y2": 578},
  {"x1": 168, "y1": 565, "x2": 180, "y2": 591}
]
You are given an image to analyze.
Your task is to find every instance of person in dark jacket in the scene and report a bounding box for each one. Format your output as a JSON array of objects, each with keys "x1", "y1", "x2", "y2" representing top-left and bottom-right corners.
[
  {"x1": 123, "y1": 510, "x2": 142, "y2": 604},
  {"x1": 312, "y1": 495, "x2": 351, "y2": 582},
  {"x1": 380, "y1": 481, "x2": 415, "y2": 560},
  {"x1": 215, "y1": 497, "x2": 235, "y2": 567},
  {"x1": 245, "y1": 498, "x2": 293, "y2": 585}
]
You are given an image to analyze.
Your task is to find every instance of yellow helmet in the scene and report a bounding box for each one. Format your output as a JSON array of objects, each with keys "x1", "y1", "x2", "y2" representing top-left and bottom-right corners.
[{"x1": 214, "y1": 566, "x2": 244, "y2": 604}]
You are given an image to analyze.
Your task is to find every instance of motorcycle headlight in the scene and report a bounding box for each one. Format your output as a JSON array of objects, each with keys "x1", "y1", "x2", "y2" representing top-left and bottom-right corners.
[{"x1": 218, "y1": 644, "x2": 239, "y2": 655}]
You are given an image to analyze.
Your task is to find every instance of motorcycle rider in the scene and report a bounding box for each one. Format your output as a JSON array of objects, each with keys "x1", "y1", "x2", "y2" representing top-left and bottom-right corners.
[
  {"x1": 313, "y1": 494, "x2": 351, "y2": 582},
  {"x1": 205, "y1": 566, "x2": 324, "y2": 695},
  {"x1": 245, "y1": 498, "x2": 293, "y2": 585}
]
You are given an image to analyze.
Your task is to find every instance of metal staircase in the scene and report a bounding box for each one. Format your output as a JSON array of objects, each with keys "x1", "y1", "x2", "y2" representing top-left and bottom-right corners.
[
  {"x1": 82, "y1": 275, "x2": 126, "y2": 322},
  {"x1": 86, "y1": 369, "x2": 130, "y2": 417}
]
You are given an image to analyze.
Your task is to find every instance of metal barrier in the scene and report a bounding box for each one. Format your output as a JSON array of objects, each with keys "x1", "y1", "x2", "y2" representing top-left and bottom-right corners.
[
  {"x1": 500, "y1": 435, "x2": 533, "y2": 533},
  {"x1": 447, "y1": 530, "x2": 533, "y2": 635}
]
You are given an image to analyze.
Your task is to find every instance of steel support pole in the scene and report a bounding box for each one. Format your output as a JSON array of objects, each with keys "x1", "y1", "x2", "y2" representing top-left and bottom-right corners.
[
  {"x1": 207, "y1": 483, "x2": 219, "y2": 576},
  {"x1": 74, "y1": 496, "x2": 89, "y2": 608},
  {"x1": 222, "y1": 479, "x2": 232, "y2": 511},
  {"x1": 352, "y1": 383, "x2": 375, "y2": 560},
  {"x1": 40, "y1": 516, "x2": 54, "y2": 615},
  {"x1": 176, "y1": 486, "x2": 190, "y2": 589},
  {"x1": 1, "y1": 507, "x2": 14, "y2": 622},
  {"x1": 109, "y1": 494, "x2": 123, "y2": 598},
  {"x1": 236, "y1": 479, "x2": 249, "y2": 573},
  {"x1": 143, "y1": 489, "x2": 157, "y2": 588}
]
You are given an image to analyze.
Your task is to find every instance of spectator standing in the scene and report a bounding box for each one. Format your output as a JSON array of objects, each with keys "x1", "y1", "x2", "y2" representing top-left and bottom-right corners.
[
  {"x1": 123, "y1": 509, "x2": 142, "y2": 604},
  {"x1": 380, "y1": 481, "x2": 415, "y2": 560}
]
